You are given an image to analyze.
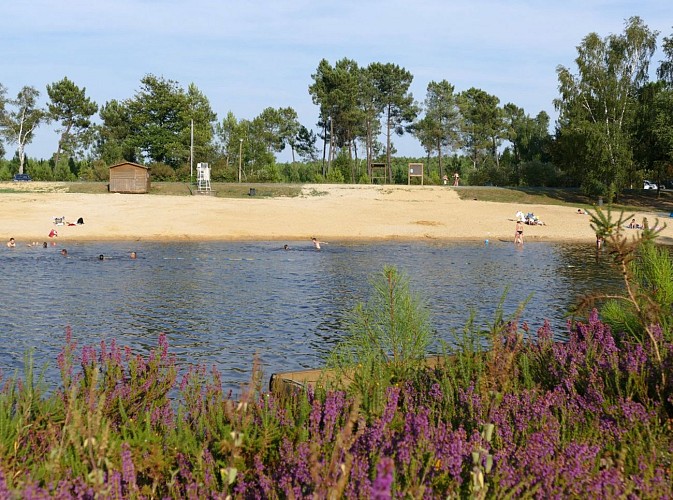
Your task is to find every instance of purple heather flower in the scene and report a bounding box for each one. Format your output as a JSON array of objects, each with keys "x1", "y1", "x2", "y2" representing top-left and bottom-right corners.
[
  {"x1": 253, "y1": 455, "x2": 274, "y2": 496},
  {"x1": 345, "y1": 455, "x2": 373, "y2": 498},
  {"x1": 158, "y1": 332, "x2": 169, "y2": 357},
  {"x1": 107, "y1": 470, "x2": 122, "y2": 498},
  {"x1": 0, "y1": 470, "x2": 9, "y2": 499},
  {"x1": 429, "y1": 382, "x2": 443, "y2": 400},
  {"x1": 108, "y1": 338, "x2": 122, "y2": 365},
  {"x1": 121, "y1": 442, "x2": 137, "y2": 490},
  {"x1": 650, "y1": 323, "x2": 664, "y2": 342},
  {"x1": 371, "y1": 457, "x2": 394, "y2": 499},
  {"x1": 322, "y1": 391, "x2": 347, "y2": 442},
  {"x1": 81, "y1": 345, "x2": 96, "y2": 367}
]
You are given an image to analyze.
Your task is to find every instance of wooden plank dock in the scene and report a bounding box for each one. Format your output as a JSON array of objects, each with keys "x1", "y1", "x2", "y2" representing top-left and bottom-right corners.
[{"x1": 269, "y1": 355, "x2": 448, "y2": 394}]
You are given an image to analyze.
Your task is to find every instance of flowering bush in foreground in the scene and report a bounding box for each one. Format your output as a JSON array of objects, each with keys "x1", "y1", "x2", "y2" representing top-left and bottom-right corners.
[
  {"x1": 0, "y1": 309, "x2": 671, "y2": 499},
  {"x1": 2, "y1": 207, "x2": 671, "y2": 497}
]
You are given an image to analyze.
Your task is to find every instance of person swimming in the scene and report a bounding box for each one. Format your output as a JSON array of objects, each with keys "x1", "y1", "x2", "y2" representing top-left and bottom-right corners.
[{"x1": 311, "y1": 237, "x2": 327, "y2": 250}]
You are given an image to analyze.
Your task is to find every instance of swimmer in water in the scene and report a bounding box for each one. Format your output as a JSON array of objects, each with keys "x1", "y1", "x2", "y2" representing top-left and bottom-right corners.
[{"x1": 311, "y1": 237, "x2": 328, "y2": 251}]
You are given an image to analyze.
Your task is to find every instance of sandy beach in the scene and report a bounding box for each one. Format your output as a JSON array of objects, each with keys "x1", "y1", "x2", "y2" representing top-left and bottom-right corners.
[{"x1": 1, "y1": 183, "x2": 670, "y2": 245}]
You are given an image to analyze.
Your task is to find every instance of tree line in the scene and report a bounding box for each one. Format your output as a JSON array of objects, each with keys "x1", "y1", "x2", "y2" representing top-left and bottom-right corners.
[{"x1": 1, "y1": 16, "x2": 673, "y2": 198}]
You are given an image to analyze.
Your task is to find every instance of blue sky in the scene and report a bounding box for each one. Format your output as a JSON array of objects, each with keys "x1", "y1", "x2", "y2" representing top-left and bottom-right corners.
[{"x1": 1, "y1": 0, "x2": 672, "y2": 163}]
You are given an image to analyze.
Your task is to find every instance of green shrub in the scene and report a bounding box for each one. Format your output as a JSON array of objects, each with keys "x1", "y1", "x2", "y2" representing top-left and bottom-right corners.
[{"x1": 326, "y1": 266, "x2": 435, "y2": 415}]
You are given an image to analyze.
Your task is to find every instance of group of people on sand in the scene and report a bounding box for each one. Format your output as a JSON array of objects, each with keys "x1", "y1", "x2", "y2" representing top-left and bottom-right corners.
[
  {"x1": 442, "y1": 172, "x2": 461, "y2": 186},
  {"x1": 626, "y1": 218, "x2": 649, "y2": 230},
  {"x1": 515, "y1": 211, "x2": 546, "y2": 226}
]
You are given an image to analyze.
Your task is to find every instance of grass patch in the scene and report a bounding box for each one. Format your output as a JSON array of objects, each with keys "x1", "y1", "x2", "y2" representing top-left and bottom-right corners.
[
  {"x1": 40, "y1": 182, "x2": 302, "y2": 198},
  {"x1": 5, "y1": 181, "x2": 673, "y2": 213},
  {"x1": 304, "y1": 187, "x2": 328, "y2": 197},
  {"x1": 456, "y1": 186, "x2": 673, "y2": 213},
  {"x1": 65, "y1": 182, "x2": 109, "y2": 194},
  {"x1": 210, "y1": 183, "x2": 302, "y2": 198}
]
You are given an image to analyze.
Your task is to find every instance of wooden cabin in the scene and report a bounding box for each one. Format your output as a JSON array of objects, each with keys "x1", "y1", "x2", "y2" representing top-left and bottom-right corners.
[{"x1": 109, "y1": 162, "x2": 151, "y2": 193}]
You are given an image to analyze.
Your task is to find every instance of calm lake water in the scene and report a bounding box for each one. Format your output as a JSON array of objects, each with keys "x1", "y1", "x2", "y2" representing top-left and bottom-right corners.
[{"x1": 0, "y1": 240, "x2": 621, "y2": 394}]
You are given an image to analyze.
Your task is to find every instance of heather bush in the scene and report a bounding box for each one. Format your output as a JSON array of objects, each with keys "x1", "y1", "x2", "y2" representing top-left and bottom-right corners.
[{"x1": 0, "y1": 314, "x2": 672, "y2": 497}]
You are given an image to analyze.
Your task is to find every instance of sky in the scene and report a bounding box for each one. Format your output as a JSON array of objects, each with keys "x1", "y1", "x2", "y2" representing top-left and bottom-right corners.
[{"x1": 1, "y1": 0, "x2": 672, "y2": 163}]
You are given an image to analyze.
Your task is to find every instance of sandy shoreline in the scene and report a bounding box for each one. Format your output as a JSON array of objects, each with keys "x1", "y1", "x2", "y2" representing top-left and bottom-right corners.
[{"x1": 1, "y1": 183, "x2": 671, "y2": 245}]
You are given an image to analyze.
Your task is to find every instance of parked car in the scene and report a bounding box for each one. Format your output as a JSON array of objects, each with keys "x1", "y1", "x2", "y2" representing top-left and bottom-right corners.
[
  {"x1": 12, "y1": 173, "x2": 32, "y2": 182},
  {"x1": 644, "y1": 180, "x2": 657, "y2": 190}
]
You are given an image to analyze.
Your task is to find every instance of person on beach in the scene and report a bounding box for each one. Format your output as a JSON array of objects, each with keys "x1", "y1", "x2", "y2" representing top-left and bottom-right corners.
[
  {"x1": 453, "y1": 172, "x2": 460, "y2": 186},
  {"x1": 514, "y1": 220, "x2": 524, "y2": 245},
  {"x1": 627, "y1": 218, "x2": 641, "y2": 229},
  {"x1": 6, "y1": 237, "x2": 15, "y2": 248}
]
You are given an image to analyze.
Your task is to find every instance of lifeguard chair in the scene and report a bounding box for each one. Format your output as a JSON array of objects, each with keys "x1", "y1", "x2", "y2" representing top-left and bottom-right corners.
[{"x1": 196, "y1": 162, "x2": 211, "y2": 192}]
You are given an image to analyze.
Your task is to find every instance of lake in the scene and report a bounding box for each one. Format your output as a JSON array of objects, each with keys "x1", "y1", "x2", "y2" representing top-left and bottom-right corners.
[{"x1": 0, "y1": 240, "x2": 621, "y2": 394}]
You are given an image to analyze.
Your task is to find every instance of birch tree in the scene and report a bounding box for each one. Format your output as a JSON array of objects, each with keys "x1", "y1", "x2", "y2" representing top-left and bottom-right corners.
[
  {"x1": 0, "y1": 86, "x2": 46, "y2": 174},
  {"x1": 554, "y1": 16, "x2": 657, "y2": 198}
]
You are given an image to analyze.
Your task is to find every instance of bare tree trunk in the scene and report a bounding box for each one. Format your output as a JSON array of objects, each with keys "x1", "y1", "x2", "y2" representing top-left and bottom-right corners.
[
  {"x1": 328, "y1": 117, "x2": 335, "y2": 173},
  {"x1": 321, "y1": 121, "x2": 327, "y2": 177},
  {"x1": 386, "y1": 105, "x2": 392, "y2": 183}
]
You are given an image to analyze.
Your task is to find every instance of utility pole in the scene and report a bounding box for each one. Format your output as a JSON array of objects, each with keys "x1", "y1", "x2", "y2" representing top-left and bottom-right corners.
[
  {"x1": 190, "y1": 119, "x2": 194, "y2": 184},
  {"x1": 238, "y1": 138, "x2": 243, "y2": 183}
]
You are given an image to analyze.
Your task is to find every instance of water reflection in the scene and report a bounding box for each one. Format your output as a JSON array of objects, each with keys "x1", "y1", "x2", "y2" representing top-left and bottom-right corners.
[{"x1": 0, "y1": 240, "x2": 622, "y2": 393}]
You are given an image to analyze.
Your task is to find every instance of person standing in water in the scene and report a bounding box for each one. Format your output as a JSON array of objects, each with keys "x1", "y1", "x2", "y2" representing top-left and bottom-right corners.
[
  {"x1": 311, "y1": 237, "x2": 327, "y2": 250},
  {"x1": 514, "y1": 220, "x2": 524, "y2": 245}
]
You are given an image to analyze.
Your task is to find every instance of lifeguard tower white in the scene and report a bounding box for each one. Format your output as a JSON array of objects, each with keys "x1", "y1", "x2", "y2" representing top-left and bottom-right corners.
[{"x1": 196, "y1": 162, "x2": 211, "y2": 193}]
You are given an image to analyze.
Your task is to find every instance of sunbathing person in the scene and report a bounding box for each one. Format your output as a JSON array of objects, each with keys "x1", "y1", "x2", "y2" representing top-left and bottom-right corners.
[{"x1": 627, "y1": 218, "x2": 641, "y2": 229}]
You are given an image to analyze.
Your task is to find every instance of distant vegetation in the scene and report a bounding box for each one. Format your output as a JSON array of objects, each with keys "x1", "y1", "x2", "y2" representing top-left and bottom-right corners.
[{"x1": 2, "y1": 17, "x2": 673, "y2": 201}]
